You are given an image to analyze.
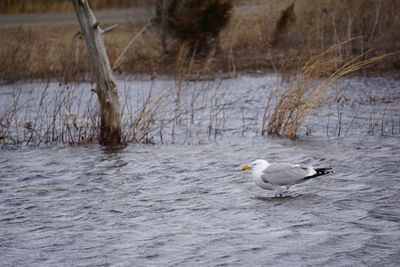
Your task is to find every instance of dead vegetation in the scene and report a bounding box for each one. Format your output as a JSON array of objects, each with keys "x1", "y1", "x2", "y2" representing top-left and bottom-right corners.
[
  {"x1": 0, "y1": 79, "x2": 236, "y2": 147},
  {"x1": 1, "y1": 0, "x2": 399, "y2": 83},
  {"x1": 0, "y1": 0, "x2": 155, "y2": 14},
  {"x1": 0, "y1": 0, "x2": 399, "y2": 145},
  {"x1": 0, "y1": 83, "x2": 100, "y2": 146},
  {"x1": 262, "y1": 38, "x2": 397, "y2": 139},
  {"x1": 0, "y1": 25, "x2": 90, "y2": 83}
]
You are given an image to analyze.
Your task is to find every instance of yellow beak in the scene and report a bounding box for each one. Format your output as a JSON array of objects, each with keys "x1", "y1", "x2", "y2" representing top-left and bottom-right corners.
[{"x1": 241, "y1": 165, "x2": 252, "y2": 171}]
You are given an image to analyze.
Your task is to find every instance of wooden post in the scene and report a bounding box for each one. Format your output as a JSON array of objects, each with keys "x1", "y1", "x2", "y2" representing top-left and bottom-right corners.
[{"x1": 71, "y1": 0, "x2": 121, "y2": 145}]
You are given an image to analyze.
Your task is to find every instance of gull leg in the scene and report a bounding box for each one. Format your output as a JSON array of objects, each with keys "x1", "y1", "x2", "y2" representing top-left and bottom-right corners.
[
  {"x1": 274, "y1": 186, "x2": 290, "y2": 197},
  {"x1": 274, "y1": 187, "x2": 285, "y2": 197}
]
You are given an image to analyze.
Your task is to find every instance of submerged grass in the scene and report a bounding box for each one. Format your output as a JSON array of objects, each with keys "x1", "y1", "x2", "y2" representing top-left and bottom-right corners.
[
  {"x1": 1, "y1": 71, "x2": 399, "y2": 147},
  {"x1": 0, "y1": 79, "x2": 235, "y2": 147},
  {"x1": 262, "y1": 38, "x2": 398, "y2": 139},
  {"x1": 0, "y1": 83, "x2": 100, "y2": 146}
]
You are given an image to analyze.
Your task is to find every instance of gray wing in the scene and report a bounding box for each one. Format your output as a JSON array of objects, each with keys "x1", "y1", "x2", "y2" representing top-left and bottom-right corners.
[{"x1": 261, "y1": 163, "x2": 314, "y2": 186}]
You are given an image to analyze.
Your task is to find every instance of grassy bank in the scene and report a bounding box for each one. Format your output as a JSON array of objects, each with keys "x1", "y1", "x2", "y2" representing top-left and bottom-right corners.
[{"x1": 0, "y1": 0, "x2": 399, "y2": 83}]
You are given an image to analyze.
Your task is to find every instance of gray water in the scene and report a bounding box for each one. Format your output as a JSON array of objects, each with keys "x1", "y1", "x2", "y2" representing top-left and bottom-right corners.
[{"x1": 1, "y1": 76, "x2": 400, "y2": 266}]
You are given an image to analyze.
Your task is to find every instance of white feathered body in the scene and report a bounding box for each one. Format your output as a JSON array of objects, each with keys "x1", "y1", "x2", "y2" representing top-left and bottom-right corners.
[{"x1": 243, "y1": 159, "x2": 332, "y2": 196}]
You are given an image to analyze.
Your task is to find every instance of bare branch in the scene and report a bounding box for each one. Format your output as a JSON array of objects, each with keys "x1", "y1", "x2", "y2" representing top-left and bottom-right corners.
[{"x1": 113, "y1": 22, "x2": 151, "y2": 71}]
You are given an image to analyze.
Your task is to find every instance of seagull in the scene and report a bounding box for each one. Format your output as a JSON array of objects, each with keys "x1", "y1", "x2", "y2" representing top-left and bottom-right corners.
[{"x1": 241, "y1": 159, "x2": 334, "y2": 197}]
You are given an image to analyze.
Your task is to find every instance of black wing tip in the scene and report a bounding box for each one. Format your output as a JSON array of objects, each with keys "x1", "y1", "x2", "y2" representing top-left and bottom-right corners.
[
  {"x1": 315, "y1": 168, "x2": 335, "y2": 175},
  {"x1": 304, "y1": 168, "x2": 334, "y2": 180}
]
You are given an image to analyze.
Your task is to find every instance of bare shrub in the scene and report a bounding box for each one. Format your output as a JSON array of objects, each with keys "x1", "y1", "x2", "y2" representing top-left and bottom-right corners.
[
  {"x1": 155, "y1": 0, "x2": 233, "y2": 56},
  {"x1": 271, "y1": 2, "x2": 296, "y2": 47}
]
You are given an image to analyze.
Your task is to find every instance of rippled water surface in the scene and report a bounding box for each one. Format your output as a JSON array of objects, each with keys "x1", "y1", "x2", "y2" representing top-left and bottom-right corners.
[{"x1": 1, "y1": 76, "x2": 400, "y2": 266}]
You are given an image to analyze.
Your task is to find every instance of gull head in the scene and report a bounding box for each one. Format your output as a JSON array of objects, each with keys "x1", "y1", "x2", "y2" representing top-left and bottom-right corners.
[{"x1": 241, "y1": 159, "x2": 269, "y2": 172}]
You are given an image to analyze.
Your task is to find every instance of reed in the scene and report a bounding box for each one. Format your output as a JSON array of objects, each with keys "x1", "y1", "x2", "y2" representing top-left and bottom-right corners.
[{"x1": 262, "y1": 38, "x2": 397, "y2": 139}]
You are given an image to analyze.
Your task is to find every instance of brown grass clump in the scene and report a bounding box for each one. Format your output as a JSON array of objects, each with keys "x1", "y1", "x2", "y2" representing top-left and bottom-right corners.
[{"x1": 262, "y1": 38, "x2": 397, "y2": 139}]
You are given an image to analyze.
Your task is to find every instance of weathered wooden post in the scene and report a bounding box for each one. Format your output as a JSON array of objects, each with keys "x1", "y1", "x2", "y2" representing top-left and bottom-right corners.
[{"x1": 71, "y1": 0, "x2": 121, "y2": 145}]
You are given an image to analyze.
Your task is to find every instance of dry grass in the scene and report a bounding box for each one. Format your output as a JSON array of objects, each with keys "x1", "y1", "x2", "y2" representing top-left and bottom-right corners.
[
  {"x1": 0, "y1": 23, "x2": 143, "y2": 83},
  {"x1": 262, "y1": 38, "x2": 397, "y2": 139},
  {"x1": 0, "y1": 0, "x2": 155, "y2": 14},
  {"x1": 0, "y1": 0, "x2": 399, "y2": 85},
  {"x1": 0, "y1": 0, "x2": 256, "y2": 14},
  {"x1": 1, "y1": 0, "x2": 399, "y2": 83},
  {"x1": 0, "y1": 25, "x2": 91, "y2": 83},
  {"x1": 220, "y1": 0, "x2": 400, "y2": 74}
]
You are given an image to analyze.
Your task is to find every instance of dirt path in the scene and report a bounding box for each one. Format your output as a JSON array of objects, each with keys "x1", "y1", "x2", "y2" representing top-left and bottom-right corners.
[{"x1": 0, "y1": 9, "x2": 152, "y2": 27}]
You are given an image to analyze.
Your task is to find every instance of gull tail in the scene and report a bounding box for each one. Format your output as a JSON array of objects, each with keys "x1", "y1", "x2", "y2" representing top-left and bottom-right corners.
[{"x1": 304, "y1": 168, "x2": 334, "y2": 180}]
